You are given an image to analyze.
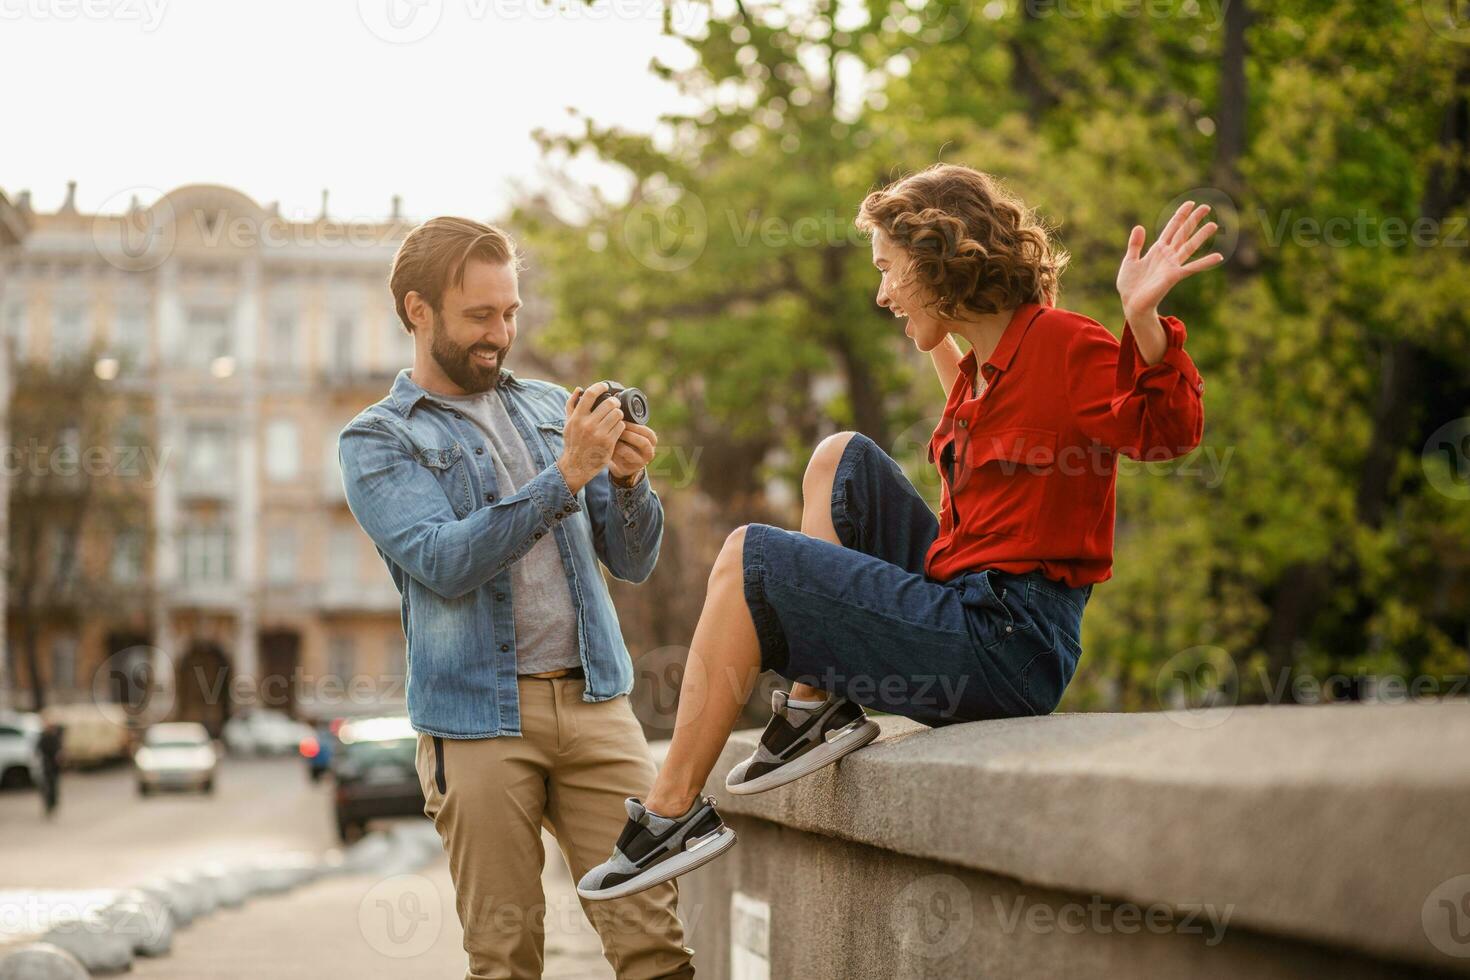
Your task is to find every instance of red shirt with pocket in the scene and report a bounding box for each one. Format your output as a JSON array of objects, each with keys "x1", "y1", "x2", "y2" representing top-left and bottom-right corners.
[{"x1": 925, "y1": 302, "x2": 1205, "y2": 588}]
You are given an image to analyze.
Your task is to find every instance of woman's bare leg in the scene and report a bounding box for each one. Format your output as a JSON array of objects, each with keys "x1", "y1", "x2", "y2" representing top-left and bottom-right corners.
[
  {"x1": 641, "y1": 432, "x2": 857, "y2": 816},
  {"x1": 789, "y1": 432, "x2": 856, "y2": 702},
  {"x1": 643, "y1": 526, "x2": 762, "y2": 816}
]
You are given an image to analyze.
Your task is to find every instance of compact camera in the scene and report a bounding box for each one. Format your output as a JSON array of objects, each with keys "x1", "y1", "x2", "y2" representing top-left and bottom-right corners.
[{"x1": 589, "y1": 381, "x2": 650, "y2": 425}]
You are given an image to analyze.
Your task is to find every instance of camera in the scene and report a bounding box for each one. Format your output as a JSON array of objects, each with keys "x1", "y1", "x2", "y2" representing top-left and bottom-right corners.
[{"x1": 589, "y1": 381, "x2": 650, "y2": 425}]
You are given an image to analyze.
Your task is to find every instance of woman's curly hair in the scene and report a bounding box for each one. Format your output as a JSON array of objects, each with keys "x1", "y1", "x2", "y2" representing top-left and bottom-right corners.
[{"x1": 856, "y1": 164, "x2": 1068, "y2": 318}]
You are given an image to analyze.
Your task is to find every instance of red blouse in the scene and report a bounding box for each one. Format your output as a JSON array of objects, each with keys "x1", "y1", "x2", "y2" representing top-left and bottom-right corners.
[{"x1": 925, "y1": 303, "x2": 1205, "y2": 588}]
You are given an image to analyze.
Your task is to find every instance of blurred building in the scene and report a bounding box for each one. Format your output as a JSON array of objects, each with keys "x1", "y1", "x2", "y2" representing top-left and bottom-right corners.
[
  {"x1": 1, "y1": 182, "x2": 416, "y2": 729},
  {"x1": 0, "y1": 191, "x2": 25, "y2": 709}
]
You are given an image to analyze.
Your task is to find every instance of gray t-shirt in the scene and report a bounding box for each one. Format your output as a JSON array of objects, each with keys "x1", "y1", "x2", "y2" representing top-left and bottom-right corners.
[{"x1": 433, "y1": 386, "x2": 581, "y2": 675}]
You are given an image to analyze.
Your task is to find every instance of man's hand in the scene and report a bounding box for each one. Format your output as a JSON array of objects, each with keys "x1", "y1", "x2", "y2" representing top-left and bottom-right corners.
[
  {"x1": 609, "y1": 423, "x2": 657, "y2": 487},
  {"x1": 1117, "y1": 201, "x2": 1222, "y2": 364},
  {"x1": 557, "y1": 382, "x2": 625, "y2": 493}
]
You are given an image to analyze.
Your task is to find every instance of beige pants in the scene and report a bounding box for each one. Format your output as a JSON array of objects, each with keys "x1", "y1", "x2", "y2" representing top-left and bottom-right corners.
[{"x1": 415, "y1": 674, "x2": 696, "y2": 980}]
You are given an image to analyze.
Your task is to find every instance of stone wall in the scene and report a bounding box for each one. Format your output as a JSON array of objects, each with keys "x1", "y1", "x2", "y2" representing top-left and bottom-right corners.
[{"x1": 676, "y1": 703, "x2": 1470, "y2": 978}]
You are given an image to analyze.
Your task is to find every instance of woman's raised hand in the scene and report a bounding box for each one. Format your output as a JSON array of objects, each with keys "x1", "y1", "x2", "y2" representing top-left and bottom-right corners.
[{"x1": 1117, "y1": 201, "x2": 1223, "y2": 326}]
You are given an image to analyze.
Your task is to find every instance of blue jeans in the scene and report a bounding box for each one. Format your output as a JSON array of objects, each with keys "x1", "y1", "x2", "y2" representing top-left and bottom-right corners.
[{"x1": 741, "y1": 434, "x2": 1092, "y2": 726}]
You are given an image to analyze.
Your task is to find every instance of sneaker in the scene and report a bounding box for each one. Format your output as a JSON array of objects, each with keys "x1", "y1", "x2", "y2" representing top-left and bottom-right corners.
[
  {"x1": 576, "y1": 795, "x2": 737, "y2": 901},
  {"x1": 724, "y1": 691, "x2": 881, "y2": 796}
]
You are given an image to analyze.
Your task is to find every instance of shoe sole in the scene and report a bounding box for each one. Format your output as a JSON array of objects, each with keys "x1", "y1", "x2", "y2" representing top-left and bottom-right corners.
[
  {"x1": 576, "y1": 825, "x2": 738, "y2": 901},
  {"x1": 725, "y1": 718, "x2": 881, "y2": 796}
]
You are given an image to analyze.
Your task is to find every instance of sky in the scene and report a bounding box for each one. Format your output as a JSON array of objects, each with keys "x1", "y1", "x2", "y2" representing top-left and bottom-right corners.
[{"x1": 0, "y1": 0, "x2": 707, "y2": 223}]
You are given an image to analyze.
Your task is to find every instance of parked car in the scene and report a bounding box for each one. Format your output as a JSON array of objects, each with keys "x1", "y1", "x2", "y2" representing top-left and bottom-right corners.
[
  {"x1": 40, "y1": 702, "x2": 131, "y2": 768},
  {"x1": 222, "y1": 709, "x2": 314, "y2": 757},
  {"x1": 0, "y1": 711, "x2": 42, "y2": 789},
  {"x1": 332, "y1": 716, "x2": 424, "y2": 842},
  {"x1": 135, "y1": 722, "x2": 218, "y2": 795},
  {"x1": 298, "y1": 720, "x2": 338, "y2": 783}
]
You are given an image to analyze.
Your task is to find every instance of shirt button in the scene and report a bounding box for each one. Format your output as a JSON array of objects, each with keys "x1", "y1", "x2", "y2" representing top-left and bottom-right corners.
[
  {"x1": 500, "y1": 643, "x2": 510, "y2": 652},
  {"x1": 563, "y1": 504, "x2": 573, "y2": 514},
  {"x1": 628, "y1": 520, "x2": 637, "y2": 529},
  {"x1": 554, "y1": 513, "x2": 563, "y2": 520},
  {"x1": 958, "y1": 419, "x2": 968, "y2": 429},
  {"x1": 475, "y1": 447, "x2": 484, "y2": 456},
  {"x1": 1197, "y1": 381, "x2": 1204, "y2": 393},
  {"x1": 453, "y1": 412, "x2": 463, "y2": 420},
  {"x1": 1005, "y1": 625, "x2": 1013, "y2": 633},
  {"x1": 534, "y1": 531, "x2": 543, "y2": 539},
  {"x1": 495, "y1": 592, "x2": 505, "y2": 601},
  {"x1": 484, "y1": 493, "x2": 494, "y2": 503}
]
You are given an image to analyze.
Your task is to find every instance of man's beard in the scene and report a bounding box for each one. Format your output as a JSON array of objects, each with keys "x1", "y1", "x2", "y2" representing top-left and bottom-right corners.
[{"x1": 428, "y1": 311, "x2": 510, "y2": 394}]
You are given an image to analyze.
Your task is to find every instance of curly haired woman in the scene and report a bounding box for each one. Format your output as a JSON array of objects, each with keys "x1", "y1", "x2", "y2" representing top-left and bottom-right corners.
[{"x1": 579, "y1": 163, "x2": 1220, "y2": 900}]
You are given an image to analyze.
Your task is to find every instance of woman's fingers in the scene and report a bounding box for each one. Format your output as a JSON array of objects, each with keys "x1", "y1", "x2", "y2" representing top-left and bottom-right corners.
[
  {"x1": 1180, "y1": 253, "x2": 1225, "y2": 276},
  {"x1": 1178, "y1": 220, "x2": 1219, "y2": 260},
  {"x1": 1171, "y1": 204, "x2": 1212, "y2": 251},
  {"x1": 1159, "y1": 200, "x2": 1194, "y2": 247},
  {"x1": 1125, "y1": 225, "x2": 1146, "y2": 262}
]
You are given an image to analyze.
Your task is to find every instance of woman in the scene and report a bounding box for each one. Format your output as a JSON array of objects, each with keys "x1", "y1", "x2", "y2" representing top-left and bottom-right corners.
[{"x1": 578, "y1": 163, "x2": 1219, "y2": 900}]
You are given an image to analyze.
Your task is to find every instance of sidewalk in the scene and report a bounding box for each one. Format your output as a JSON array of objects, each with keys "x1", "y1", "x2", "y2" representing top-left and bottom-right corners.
[{"x1": 130, "y1": 830, "x2": 613, "y2": 980}]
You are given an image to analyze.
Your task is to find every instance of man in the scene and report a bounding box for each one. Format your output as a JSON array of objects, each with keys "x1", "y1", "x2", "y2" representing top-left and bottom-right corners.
[{"x1": 338, "y1": 217, "x2": 695, "y2": 979}]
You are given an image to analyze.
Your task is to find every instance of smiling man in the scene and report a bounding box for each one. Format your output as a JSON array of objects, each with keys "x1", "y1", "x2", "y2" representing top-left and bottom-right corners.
[{"x1": 337, "y1": 217, "x2": 694, "y2": 979}]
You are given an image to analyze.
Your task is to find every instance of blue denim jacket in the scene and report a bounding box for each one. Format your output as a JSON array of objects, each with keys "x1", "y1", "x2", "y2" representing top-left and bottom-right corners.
[{"x1": 337, "y1": 368, "x2": 663, "y2": 738}]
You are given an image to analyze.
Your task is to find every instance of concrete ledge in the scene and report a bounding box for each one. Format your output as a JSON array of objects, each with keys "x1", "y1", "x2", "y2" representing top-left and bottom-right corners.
[{"x1": 686, "y1": 703, "x2": 1470, "y2": 976}]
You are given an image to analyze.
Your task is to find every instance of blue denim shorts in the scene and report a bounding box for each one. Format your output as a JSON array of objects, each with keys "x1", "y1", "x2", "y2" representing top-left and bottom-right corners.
[{"x1": 741, "y1": 433, "x2": 1092, "y2": 726}]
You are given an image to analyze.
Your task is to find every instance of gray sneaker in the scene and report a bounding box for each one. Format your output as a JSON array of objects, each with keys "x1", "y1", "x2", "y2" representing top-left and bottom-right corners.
[
  {"x1": 576, "y1": 795, "x2": 737, "y2": 901},
  {"x1": 725, "y1": 691, "x2": 880, "y2": 796}
]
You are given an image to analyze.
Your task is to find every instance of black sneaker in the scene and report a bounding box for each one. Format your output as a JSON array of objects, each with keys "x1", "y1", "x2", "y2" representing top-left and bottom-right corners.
[
  {"x1": 576, "y1": 795, "x2": 737, "y2": 901},
  {"x1": 724, "y1": 690, "x2": 880, "y2": 796}
]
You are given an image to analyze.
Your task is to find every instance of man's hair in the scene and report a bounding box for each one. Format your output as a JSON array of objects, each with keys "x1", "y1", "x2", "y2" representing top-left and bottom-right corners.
[
  {"x1": 856, "y1": 163, "x2": 1067, "y2": 317},
  {"x1": 389, "y1": 217, "x2": 524, "y2": 333}
]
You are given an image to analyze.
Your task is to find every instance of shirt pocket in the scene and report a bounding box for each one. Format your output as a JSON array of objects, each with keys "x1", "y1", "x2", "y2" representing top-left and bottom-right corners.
[
  {"x1": 536, "y1": 419, "x2": 566, "y2": 457},
  {"x1": 959, "y1": 426, "x2": 1057, "y2": 543},
  {"x1": 413, "y1": 442, "x2": 474, "y2": 518}
]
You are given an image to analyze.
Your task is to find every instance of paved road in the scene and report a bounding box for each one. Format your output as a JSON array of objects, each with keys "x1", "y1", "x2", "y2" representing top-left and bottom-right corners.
[{"x1": 0, "y1": 756, "x2": 612, "y2": 978}]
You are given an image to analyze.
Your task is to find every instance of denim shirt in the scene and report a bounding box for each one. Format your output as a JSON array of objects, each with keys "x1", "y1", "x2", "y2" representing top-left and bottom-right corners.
[{"x1": 338, "y1": 368, "x2": 663, "y2": 739}]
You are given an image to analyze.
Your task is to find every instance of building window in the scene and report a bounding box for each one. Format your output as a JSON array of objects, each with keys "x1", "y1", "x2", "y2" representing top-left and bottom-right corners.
[
  {"x1": 111, "y1": 528, "x2": 145, "y2": 584},
  {"x1": 329, "y1": 526, "x2": 359, "y2": 584},
  {"x1": 327, "y1": 635, "x2": 356, "y2": 684},
  {"x1": 266, "y1": 526, "x2": 298, "y2": 585},
  {"x1": 186, "y1": 308, "x2": 232, "y2": 367},
  {"x1": 182, "y1": 421, "x2": 234, "y2": 491},
  {"x1": 113, "y1": 306, "x2": 150, "y2": 368},
  {"x1": 264, "y1": 419, "x2": 300, "y2": 482},
  {"x1": 323, "y1": 433, "x2": 344, "y2": 497},
  {"x1": 4, "y1": 299, "x2": 26, "y2": 356},
  {"x1": 51, "y1": 306, "x2": 88, "y2": 368},
  {"x1": 332, "y1": 315, "x2": 355, "y2": 376},
  {"x1": 49, "y1": 526, "x2": 79, "y2": 587},
  {"x1": 179, "y1": 523, "x2": 233, "y2": 582},
  {"x1": 269, "y1": 314, "x2": 297, "y2": 371},
  {"x1": 51, "y1": 635, "x2": 79, "y2": 692}
]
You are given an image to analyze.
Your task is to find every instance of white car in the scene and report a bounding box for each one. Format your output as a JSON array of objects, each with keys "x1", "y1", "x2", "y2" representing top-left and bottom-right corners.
[
  {"x1": 136, "y1": 722, "x2": 218, "y2": 795},
  {"x1": 0, "y1": 712, "x2": 41, "y2": 789},
  {"x1": 222, "y1": 710, "x2": 314, "y2": 757}
]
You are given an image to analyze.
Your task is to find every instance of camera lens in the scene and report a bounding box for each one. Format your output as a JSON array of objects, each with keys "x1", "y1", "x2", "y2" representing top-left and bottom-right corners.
[{"x1": 623, "y1": 391, "x2": 649, "y2": 425}]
